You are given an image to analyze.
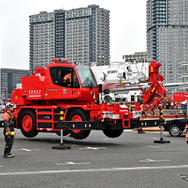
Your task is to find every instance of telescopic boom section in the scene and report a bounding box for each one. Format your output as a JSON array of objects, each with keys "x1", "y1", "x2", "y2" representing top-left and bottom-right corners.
[{"x1": 142, "y1": 61, "x2": 167, "y2": 115}]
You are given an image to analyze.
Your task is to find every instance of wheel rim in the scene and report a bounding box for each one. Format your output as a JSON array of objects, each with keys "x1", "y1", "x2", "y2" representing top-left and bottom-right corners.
[
  {"x1": 71, "y1": 115, "x2": 82, "y2": 133},
  {"x1": 171, "y1": 126, "x2": 180, "y2": 136},
  {"x1": 22, "y1": 115, "x2": 33, "y2": 132}
]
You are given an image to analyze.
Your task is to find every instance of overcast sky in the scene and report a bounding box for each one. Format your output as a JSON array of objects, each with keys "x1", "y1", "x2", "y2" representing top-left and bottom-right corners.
[{"x1": 0, "y1": 0, "x2": 146, "y2": 69}]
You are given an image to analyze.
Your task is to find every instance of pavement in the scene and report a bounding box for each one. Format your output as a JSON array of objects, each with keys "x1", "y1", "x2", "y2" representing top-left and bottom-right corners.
[{"x1": 0, "y1": 129, "x2": 188, "y2": 188}]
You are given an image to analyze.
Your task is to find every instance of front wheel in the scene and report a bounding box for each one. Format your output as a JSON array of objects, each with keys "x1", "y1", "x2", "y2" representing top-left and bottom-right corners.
[
  {"x1": 19, "y1": 110, "x2": 38, "y2": 138},
  {"x1": 67, "y1": 109, "x2": 90, "y2": 140},
  {"x1": 169, "y1": 124, "x2": 181, "y2": 137},
  {"x1": 103, "y1": 129, "x2": 124, "y2": 138}
]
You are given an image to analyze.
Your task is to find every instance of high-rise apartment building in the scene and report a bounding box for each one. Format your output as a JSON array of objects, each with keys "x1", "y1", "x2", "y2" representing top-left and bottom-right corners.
[
  {"x1": 147, "y1": 0, "x2": 188, "y2": 83},
  {"x1": 122, "y1": 52, "x2": 147, "y2": 62},
  {"x1": 29, "y1": 10, "x2": 66, "y2": 71},
  {"x1": 29, "y1": 5, "x2": 110, "y2": 72}
]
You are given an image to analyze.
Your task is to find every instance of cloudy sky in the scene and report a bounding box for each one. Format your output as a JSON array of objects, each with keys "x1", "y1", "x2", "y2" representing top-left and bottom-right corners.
[{"x1": 0, "y1": 0, "x2": 146, "y2": 69}]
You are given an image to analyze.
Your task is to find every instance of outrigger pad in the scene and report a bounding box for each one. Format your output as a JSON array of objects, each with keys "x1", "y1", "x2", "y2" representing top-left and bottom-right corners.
[
  {"x1": 154, "y1": 138, "x2": 170, "y2": 144},
  {"x1": 52, "y1": 144, "x2": 71, "y2": 150}
]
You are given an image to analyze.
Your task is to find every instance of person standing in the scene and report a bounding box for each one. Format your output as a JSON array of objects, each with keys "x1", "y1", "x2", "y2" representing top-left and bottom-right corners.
[
  {"x1": 3, "y1": 103, "x2": 15, "y2": 158},
  {"x1": 184, "y1": 124, "x2": 188, "y2": 144}
]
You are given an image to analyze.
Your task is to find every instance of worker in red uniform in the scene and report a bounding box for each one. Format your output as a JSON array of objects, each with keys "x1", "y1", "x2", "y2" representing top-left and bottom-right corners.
[
  {"x1": 3, "y1": 103, "x2": 15, "y2": 158},
  {"x1": 184, "y1": 124, "x2": 188, "y2": 144}
]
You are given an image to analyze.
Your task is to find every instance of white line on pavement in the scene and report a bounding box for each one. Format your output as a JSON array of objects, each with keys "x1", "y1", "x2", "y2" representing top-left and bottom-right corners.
[
  {"x1": 139, "y1": 159, "x2": 171, "y2": 163},
  {"x1": 1, "y1": 165, "x2": 188, "y2": 176},
  {"x1": 21, "y1": 148, "x2": 31, "y2": 151},
  {"x1": 14, "y1": 148, "x2": 40, "y2": 152},
  {"x1": 56, "y1": 161, "x2": 91, "y2": 165},
  {"x1": 79, "y1": 146, "x2": 106, "y2": 150},
  {"x1": 123, "y1": 130, "x2": 133, "y2": 132}
]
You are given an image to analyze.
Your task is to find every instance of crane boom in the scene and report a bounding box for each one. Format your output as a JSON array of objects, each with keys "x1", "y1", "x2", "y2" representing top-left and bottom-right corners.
[{"x1": 142, "y1": 61, "x2": 167, "y2": 114}]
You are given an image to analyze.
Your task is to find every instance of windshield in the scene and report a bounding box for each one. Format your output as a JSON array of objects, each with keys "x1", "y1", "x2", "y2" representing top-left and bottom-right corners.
[{"x1": 76, "y1": 65, "x2": 97, "y2": 88}]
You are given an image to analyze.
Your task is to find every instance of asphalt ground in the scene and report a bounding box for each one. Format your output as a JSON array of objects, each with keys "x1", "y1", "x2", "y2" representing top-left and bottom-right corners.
[{"x1": 0, "y1": 128, "x2": 188, "y2": 188}]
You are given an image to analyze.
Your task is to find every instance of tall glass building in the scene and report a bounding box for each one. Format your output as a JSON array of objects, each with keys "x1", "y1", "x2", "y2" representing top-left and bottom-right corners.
[
  {"x1": 147, "y1": 0, "x2": 188, "y2": 84},
  {"x1": 29, "y1": 5, "x2": 110, "y2": 72}
]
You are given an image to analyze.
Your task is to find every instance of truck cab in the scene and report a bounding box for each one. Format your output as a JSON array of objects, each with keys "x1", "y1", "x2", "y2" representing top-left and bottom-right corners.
[{"x1": 45, "y1": 62, "x2": 98, "y2": 103}]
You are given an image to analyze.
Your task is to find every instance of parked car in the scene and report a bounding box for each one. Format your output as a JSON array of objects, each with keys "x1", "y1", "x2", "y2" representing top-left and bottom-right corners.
[{"x1": 164, "y1": 118, "x2": 188, "y2": 137}]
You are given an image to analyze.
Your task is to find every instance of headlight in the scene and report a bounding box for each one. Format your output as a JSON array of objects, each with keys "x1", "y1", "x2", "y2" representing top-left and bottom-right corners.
[
  {"x1": 103, "y1": 111, "x2": 120, "y2": 119},
  {"x1": 132, "y1": 111, "x2": 142, "y2": 119},
  {"x1": 104, "y1": 95, "x2": 112, "y2": 103}
]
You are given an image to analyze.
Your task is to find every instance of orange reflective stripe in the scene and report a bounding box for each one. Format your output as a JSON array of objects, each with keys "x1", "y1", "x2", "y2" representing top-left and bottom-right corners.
[
  {"x1": 2, "y1": 113, "x2": 10, "y2": 120},
  {"x1": 186, "y1": 124, "x2": 188, "y2": 129},
  {"x1": 186, "y1": 132, "x2": 188, "y2": 141}
]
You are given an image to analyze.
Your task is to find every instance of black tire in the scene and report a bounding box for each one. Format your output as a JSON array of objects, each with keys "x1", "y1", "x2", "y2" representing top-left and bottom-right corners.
[
  {"x1": 67, "y1": 109, "x2": 90, "y2": 140},
  {"x1": 103, "y1": 129, "x2": 124, "y2": 138},
  {"x1": 19, "y1": 110, "x2": 38, "y2": 138},
  {"x1": 169, "y1": 124, "x2": 181, "y2": 137}
]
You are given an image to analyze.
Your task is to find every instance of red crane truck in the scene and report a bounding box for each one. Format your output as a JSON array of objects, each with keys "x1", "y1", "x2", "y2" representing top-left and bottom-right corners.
[{"x1": 8, "y1": 59, "x2": 166, "y2": 140}]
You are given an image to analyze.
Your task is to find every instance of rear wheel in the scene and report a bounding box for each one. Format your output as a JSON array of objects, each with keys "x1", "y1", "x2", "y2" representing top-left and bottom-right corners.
[
  {"x1": 19, "y1": 110, "x2": 38, "y2": 138},
  {"x1": 67, "y1": 109, "x2": 90, "y2": 139},
  {"x1": 103, "y1": 129, "x2": 123, "y2": 138},
  {"x1": 169, "y1": 124, "x2": 181, "y2": 137}
]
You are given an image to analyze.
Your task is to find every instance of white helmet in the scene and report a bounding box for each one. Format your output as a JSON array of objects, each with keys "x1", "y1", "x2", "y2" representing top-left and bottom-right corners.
[{"x1": 6, "y1": 103, "x2": 14, "y2": 109}]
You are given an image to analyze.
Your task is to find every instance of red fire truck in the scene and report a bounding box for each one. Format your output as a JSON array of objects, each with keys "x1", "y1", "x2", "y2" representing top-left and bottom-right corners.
[
  {"x1": 173, "y1": 92, "x2": 188, "y2": 104},
  {"x1": 7, "y1": 59, "x2": 166, "y2": 140}
]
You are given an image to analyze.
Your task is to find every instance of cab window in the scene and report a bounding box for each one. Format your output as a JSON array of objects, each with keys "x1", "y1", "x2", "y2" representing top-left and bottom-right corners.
[
  {"x1": 76, "y1": 65, "x2": 97, "y2": 88},
  {"x1": 50, "y1": 67, "x2": 79, "y2": 88}
]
